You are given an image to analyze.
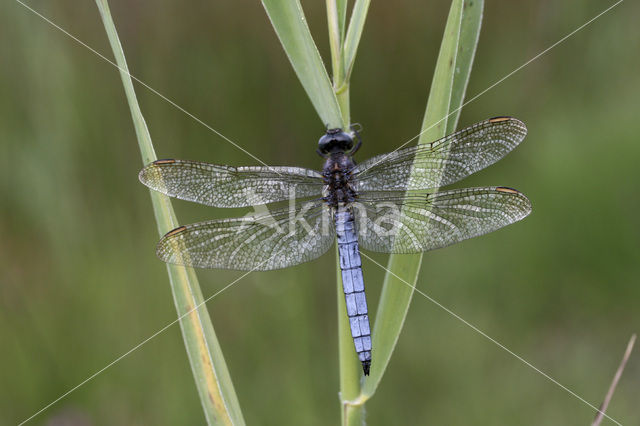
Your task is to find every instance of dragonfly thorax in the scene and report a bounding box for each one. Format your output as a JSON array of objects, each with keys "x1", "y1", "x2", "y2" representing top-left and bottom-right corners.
[{"x1": 323, "y1": 152, "x2": 357, "y2": 208}]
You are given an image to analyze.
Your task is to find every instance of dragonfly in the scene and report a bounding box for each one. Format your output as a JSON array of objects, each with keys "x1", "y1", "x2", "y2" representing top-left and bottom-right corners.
[{"x1": 139, "y1": 116, "x2": 532, "y2": 376}]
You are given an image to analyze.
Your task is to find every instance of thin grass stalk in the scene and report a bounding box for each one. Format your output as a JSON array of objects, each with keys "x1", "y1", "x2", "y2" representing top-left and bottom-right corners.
[
  {"x1": 94, "y1": 1, "x2": 245, "y2": 424},
  {"x1": 325, "y1": 3, "x2": 362, "y2": 423},
  {"x1": 325, "y1": 3, "x2": 364, "y2": 423},
  {"x1": 260, "y1": 1, "x2": 361, "y2": 422}
]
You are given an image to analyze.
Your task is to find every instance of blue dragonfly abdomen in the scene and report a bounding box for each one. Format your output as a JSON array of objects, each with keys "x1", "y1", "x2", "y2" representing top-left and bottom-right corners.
[{"x1": 335, "y1": 207, "x2": 372, "y2": 375}]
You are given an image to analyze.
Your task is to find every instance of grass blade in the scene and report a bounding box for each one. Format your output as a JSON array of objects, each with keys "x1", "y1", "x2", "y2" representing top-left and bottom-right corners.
[
  {"x1": 361, "y1": 0, "x2": 482, "y2": 398},
  {"x1": 447, "y1": 0, "x2": 483, "y2": 133},
  {"x1": 95, "y1": 1, "x2": 245, "y2": 424},
  {"x1": 343, "y1": 0, "x2": 371, "y2": 81},
  {"x1": 417, "y1": 0, "x2": 462, "y2": 144},
  {"x1": 262, "y1": 0, "x2": 344, "y2": 128},
  {"x1": 327, "y1": 3, "x2": 360, "y2": 423},
  {"x1": 336, "y1": 0, "x2": 348, "y2": 41}
]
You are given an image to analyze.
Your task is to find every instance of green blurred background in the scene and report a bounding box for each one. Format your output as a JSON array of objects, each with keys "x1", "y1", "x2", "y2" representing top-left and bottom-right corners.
[{"x1": 2, "y1": 0, "x2": 638, "y2": 424}]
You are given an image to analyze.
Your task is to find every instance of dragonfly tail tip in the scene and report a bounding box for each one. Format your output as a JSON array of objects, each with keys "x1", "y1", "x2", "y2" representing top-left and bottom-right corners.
[{"x1": 362, "y1": 361, "x2": 371, "y2": 376}]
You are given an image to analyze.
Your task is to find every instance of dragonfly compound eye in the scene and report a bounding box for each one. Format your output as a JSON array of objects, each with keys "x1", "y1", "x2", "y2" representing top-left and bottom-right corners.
[{"x1": 318, "y1": 129, "x2": 354, "y2": 154}]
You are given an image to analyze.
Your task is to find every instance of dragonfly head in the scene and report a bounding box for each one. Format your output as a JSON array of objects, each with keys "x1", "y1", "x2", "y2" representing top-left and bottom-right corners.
[{"x1": 318, "y1": 128, "x2": 354, "y2": 156}]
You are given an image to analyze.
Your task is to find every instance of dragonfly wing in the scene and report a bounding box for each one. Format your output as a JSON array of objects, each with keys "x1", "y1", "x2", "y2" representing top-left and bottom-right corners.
[
  {"x1": 157, "y1": 200, "x2": 335, "y2": 270},
  {"x1": 354, "y1": 117, "x2": 527, "y2": 192},
  {"x1": 140, "y1": 159, "x2": 324, "y2": 207},
  {"x1": 353, "y1": 187, "x2": 531, "y2": 253}
]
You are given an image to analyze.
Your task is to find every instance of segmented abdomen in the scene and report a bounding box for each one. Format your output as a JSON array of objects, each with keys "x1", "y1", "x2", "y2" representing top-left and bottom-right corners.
[{"x1": 335, "y1": 207, "x2": 372, "y2": 375}]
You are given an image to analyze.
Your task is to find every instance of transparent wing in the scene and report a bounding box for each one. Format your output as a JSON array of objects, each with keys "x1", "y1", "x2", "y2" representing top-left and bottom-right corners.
[
  {"x1": 354, "y1": 117, "x2": 527, "y2": 192},
  {"x1": 140, "y1": 159, "x2": 324, "y2": 208},
  {"x1": 157, "y1": 200, "x2": 335, "y2": 270},
  {"x1": 352, "y1": 187, "x2": 531, "y2": 253}
]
